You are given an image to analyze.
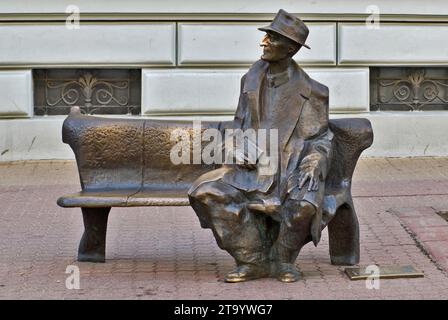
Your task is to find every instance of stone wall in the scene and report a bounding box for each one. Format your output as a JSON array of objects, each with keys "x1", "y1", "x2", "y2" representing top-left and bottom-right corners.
[{"x1": 0, "y1": 1, "x2": 447, "y2": 160}]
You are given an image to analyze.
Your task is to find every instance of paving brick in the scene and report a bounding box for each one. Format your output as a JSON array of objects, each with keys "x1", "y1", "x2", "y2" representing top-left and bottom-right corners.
[
  {"x1": 408, "y1": 226, "x2": 448, "y2": 242},
  {"x1": 400, "y1": 216, "x2": 447, "y2": 229},
  {"x1": 424, "y1": 241, "x2": 448, "y2": 262},
  {"x1": 1, "y1": 159, "x2": 448, "y2": 299}
]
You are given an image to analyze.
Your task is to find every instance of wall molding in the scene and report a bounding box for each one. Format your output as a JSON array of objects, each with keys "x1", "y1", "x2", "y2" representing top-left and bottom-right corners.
[{"x1": 3, "y1": 13, "x2": 448, "y2": 23}]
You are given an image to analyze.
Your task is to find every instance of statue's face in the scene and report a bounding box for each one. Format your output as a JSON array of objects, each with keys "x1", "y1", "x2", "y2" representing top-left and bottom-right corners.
[{"x1": 260, "y1": 31, "x2": 295, "y2": 62}]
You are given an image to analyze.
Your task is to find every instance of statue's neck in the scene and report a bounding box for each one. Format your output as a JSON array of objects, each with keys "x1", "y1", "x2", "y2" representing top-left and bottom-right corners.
[{"x1": 268, "y1": 57, "x2": 291, "y2": 75}]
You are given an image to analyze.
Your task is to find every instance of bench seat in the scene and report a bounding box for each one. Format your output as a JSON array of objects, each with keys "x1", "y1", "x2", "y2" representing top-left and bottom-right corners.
[{"x1": 58, "y1": 189, "x2": 190, "y2": 207}]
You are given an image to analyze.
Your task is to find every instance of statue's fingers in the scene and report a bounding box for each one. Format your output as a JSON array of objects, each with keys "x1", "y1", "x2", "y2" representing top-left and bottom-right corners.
[
  {"x1": 285, "y1": 217, "x2": 292, "y2": 229},
  {"x1": 297, "y1": 173, "x2": 304, "y2": 189},
  {"x1": 307, "y1": 176, "x2": 315, "y2": 191},
  {"x1": 312, "y1": 177, "x2": 320, "y2": 191},
  {"x1": 312, "y1": 178, "x2": 319, "y2": 191},
  {"x1": 247, "y1": 163, "x2": 256, "y2": 170},
  {"x1": 299, "y1": 173, "x2": 309, "y2": 189}
]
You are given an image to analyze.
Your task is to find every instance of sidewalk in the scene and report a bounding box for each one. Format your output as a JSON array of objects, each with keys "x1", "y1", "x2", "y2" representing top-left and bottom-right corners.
[{"x1": 0, "y1": 158, "x2": 448, "y2": 299}]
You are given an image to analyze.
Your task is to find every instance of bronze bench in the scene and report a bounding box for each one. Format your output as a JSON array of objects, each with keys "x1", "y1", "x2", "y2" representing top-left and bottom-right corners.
[{"x1": 57, "y1": 107, "x2": 373, "y2": 264}]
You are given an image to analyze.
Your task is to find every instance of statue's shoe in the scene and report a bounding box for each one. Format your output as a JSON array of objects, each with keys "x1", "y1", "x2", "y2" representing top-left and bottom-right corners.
[
  {"x1": 225, "y1": 264, "x2": 269, "y2": 283},
  {"x1": 276, "y1": 263, "x2": 301, "y2": 283}
]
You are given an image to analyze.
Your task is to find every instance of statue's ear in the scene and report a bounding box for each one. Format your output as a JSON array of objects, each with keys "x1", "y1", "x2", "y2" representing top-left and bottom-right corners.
[{"x1": 289, "y1": 43, "x2": 301, "y2": 56}]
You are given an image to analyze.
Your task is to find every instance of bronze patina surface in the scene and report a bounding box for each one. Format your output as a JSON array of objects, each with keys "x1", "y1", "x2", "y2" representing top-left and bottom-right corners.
[
  {"x1": 187, "y1": 9, "x2": 373, "y2": 283},
  {"x1": 58, "y1": 10, "x2": 373, "y2": 278},
  {"x1": 58, "y1": 108, "x2": 372, "y2": 265}
]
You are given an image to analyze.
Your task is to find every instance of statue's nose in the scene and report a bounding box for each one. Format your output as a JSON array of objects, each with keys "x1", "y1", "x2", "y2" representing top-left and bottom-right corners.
[{"x1": 260, "y1": 35, "x2": 269, "y2": 47}]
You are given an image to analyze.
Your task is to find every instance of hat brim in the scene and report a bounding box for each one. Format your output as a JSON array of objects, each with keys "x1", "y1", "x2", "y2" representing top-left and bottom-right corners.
[{"x1": 258, "y1": 26, "x2": 310, "y2": 49}]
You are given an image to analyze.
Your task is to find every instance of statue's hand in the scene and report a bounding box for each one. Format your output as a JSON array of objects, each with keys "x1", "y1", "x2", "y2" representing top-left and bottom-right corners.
[
  {"x1": 237, "y1": 162, "x2": 257, "y2": 170},
  {"x1": 298, "y1": 154, "x2": 321, "y2": 192},
  {"x1": 233, "y1": 141, "x2": 258, "y2": 171},
  {"x1": 224, "y1": 136, "x2": 259, "y2": 170}
]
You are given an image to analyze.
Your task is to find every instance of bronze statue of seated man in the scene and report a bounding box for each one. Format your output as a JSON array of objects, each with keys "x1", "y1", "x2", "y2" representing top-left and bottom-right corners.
[{"x1": 188, "y1": 9, "x2": 335, "y2": 283}]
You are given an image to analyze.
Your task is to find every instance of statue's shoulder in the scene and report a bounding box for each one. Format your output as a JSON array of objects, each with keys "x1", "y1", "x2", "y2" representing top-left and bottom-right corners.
[
  {"x1": 245, "y1": 60, "x2": 268, "y2": 77},
  {"x1": 296, "y1": 67, "x2": 329, "y2": 115},
  {"x1": 310, "y1": 78, "x2": 329, "y2": 100},
  {"x1": 299, "y1": 68, "x2": 329, "y2": 100},
  {"x1": 240, "y1": 59, "x2": 268, "y2": 89}
]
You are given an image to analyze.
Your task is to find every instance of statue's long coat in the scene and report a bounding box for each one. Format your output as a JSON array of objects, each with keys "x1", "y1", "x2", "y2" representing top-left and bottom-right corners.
[{"x1": 189, "y1": 59, "x2": 333, "y2": 245}]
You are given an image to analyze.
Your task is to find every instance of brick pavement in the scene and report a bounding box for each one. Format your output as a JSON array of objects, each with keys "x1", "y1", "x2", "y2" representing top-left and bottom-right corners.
[{"x1": 0, "y1": 158, "x2": 448, "y2": 299}]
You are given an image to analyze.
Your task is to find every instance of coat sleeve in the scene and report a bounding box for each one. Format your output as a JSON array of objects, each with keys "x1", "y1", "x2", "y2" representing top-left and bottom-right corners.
[
  {"x1": 298, "y1": 80, "x2": 334, "y2": 181},
  {"x1": 233, "y1": 74, "x2": 247, "y2": 130},
  {"x1": 300, "y1": 130, "x2": 334, "y2": 181},
  {"x1": 220, "y1": 74, "x2": 247, "y2": 163}
]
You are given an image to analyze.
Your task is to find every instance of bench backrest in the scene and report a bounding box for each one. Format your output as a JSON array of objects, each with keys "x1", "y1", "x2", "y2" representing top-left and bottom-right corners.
[
  {"x1": 63, "y1": 109, "x2": 220, "y2": 191},
  {"x1": 62, "y1": 108, "x2": 373, "y2": 192}
]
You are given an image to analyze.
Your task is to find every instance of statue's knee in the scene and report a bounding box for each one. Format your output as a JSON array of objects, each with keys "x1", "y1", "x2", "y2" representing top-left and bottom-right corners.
[
  {"x1": 189, "y1": 181, "x2": 211, "y2": 198},
  {"x1": 289, "y1": 200, "x2": 316, "y2": 225},
  {"x1": 193, "y1": 182, "x2": 244, "y2": 206},
  {"x1": 299, "y1": 201, "x2": 316, "y2": 217},
  {"x1": 188, "y1": 186, "x2": 204, "y2": 202},
  {"x1": 189, "y1": 182, "x2": 245, "y2": 221},
  {"x1": 189, "y1": 182, "x2": 220, "y2": 203}
]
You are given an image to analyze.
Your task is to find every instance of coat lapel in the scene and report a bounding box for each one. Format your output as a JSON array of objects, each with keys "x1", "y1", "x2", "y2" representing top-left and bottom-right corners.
[
  {"x1": 279, "y1": 62, "x2": 312, "y2": 152},
  {"x1": 277, "y1": 62, "x2": 312, "y2": 200},
  {"x1": 223, "y1": 60, "x2": 313, "y2": 195},
  {"x1": 242, "y1": 60, "x2": 269, "y2": 129}
]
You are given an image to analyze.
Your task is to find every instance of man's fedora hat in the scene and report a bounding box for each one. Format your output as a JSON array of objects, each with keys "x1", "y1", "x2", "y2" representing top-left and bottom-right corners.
[{"x1": 258, "y1": 9, "x2": 310, "y2": 49}]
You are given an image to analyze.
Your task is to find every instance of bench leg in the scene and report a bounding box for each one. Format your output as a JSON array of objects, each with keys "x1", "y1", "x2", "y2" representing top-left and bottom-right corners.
[
  {"x1": 78, "y1": 207, "x2": 111, "y2": 263},
  {"x1": 328, "y1": 202, "x2": 360, "y2": 266}
]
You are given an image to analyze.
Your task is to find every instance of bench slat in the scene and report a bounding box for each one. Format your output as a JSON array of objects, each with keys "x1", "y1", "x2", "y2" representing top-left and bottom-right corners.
[{"x1": 57, "y1": 189, "x2": 190, "y2": 208}]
